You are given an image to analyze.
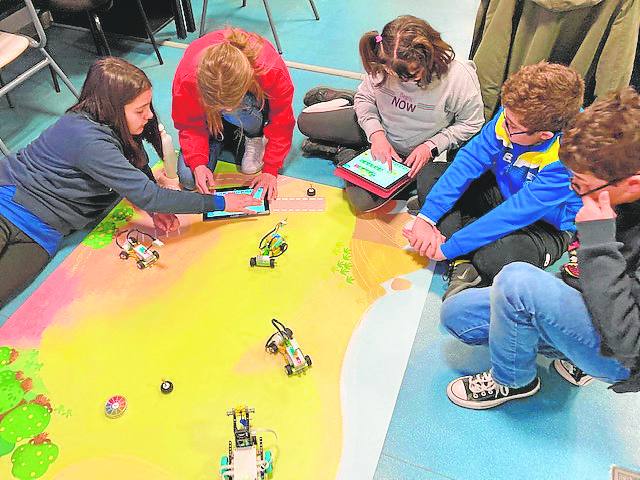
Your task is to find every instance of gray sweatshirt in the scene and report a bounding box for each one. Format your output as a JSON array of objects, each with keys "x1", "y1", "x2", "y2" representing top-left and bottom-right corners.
[
  {"x1": 354, "y1": 59, "x2": 485, "y2": 157},
  {"x1": 0, "y1": 112, "x2": 224, "y2": 235}
]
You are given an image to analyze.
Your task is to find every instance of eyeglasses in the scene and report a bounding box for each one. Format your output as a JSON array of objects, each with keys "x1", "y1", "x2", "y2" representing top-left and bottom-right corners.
[
  {"x1": 569, "y1": 176, "x2": 628, "y2": 197},
  {"x1": 503, "y1": 113, "x2": 536, "y2": 137}
]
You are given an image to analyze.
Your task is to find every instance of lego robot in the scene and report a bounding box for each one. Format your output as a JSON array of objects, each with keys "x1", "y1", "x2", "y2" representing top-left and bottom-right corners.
[
  {"x1": 250, "y1": 220, "x2": 288, "y2": 268},
  {"x1": 220, "y1": 406, "x2": 273, "y2": 480},
  {"x1": 265, "y1": 319, "x2": 312, "y2": 376},
  {"x1": 116, "y1": 229, "x2": 163, "y2": 270}
]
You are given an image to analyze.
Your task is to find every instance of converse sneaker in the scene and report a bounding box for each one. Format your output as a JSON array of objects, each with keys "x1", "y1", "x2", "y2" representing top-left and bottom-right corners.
[
  {"x1": 553, "y1": 359, "x2": 594, "y2": 386},
  {"x1": 442, "y1": 260, "x2": 482, "y2": 300},
  {"x1": 447, "y1": 370, "x2": 541, "y2": 409},
  {"x1": 241, "y1": 136, "x2": 265, "y2": 174},
  {"x1": 303, "y1": 86, "x2": 355, "y2": 107},
  {"x1": 301, "y1": 138, "x2": 342, "y2": 159},
  {"x1": 406, "y1": 195, "x2": 421, "y2": 216}
]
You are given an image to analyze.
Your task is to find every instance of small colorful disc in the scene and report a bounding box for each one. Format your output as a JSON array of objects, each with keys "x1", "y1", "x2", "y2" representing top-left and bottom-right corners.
[{"x1": 105, "y1": 395, "x2": 127, "y2": 418}]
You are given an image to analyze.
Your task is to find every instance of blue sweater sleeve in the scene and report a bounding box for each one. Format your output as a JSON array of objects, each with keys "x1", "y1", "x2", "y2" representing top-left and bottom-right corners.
[
  {"x1": 441, "y1": 161, "x2": 577, "y2": 259},
  {"x1": 77, "y1": 137, "x2": 225, "y2": 213},
  {"x1": 419, "y1": 113, "x2": 502, "y2": 223}
]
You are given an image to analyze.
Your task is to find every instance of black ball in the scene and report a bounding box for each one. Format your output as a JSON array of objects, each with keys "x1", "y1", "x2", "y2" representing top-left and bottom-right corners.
[{"x1": 160, "y1": 380, "x2": 173, "y2": 394}]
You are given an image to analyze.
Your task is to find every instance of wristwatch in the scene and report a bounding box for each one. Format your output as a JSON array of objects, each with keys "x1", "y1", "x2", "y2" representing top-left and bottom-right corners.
[{"x1": 426, "y1": 140, "x2": 439, "y2": 158}]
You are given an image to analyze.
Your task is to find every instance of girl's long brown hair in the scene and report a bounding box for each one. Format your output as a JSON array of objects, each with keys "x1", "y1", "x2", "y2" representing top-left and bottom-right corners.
[
  {"x1": 359, "y1": 15, "x2": 454, "y2": 88},
  {"x1": 197, "y1": 28, "x2": 266, "y2": 137},
  {"x1": 69, "y1": 57, "x2": 161, "y2": 168}
]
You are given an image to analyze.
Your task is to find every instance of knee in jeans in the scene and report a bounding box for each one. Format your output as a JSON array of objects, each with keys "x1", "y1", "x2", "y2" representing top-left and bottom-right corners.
[
  {"x1": 441, "y1": 297, "x2": 487, "y2": 345},
  {"x1": 493, "y1": 262, "x2": 546, "y2": 297}
]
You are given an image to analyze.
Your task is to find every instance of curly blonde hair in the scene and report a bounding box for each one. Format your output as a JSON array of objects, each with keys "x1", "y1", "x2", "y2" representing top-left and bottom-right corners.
[
  {"x1": 560, "y1": 87, "x2": 640, "y2": 180},
  {"x1": 501, "y1": 61, "x2": 584, "y2": 133},
  {"x1": 197, "y1": 29, "x2": 266, "y2": 136}
]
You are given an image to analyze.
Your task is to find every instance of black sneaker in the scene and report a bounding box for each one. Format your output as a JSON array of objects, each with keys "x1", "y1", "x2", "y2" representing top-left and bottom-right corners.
[
  {"x1": 301, "y1": 138, "x2": 342, "y2": 159},
  {"x1": 406, "y1": 195, "x2": 421, "y2": 216},
  {"x1": 334, "y1": 148, "x2": 359, "y2": 166},
  {"x1": 553, "y1": 359, "x2": 594, "y2": 386},
  {"x1": 447, "y1": 369, "x2": 541, "y2": 409},
  {"x1": 442, "y1": 261, "x2": 482, "y2": 300},
  {"x1": 303, "y1": 86, "x2": 355, "y2": 107}
]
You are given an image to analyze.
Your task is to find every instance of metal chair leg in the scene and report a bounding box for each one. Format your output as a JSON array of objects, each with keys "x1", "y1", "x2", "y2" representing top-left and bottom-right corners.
[
  {"x1": 308, "y1": 0, "x2": 320, "y2": 20},
  {"x1": 48, "y1": 65, "x2": 60, "y2": 93},
  {"x1": 92, "y1": 13, "x2": 111, "y2": 56},
  {"x1": 44, "y1": 48, "x2": 61, "y2": 93},
  {"x1": 199, "y1": 0, "x2": 209, "y2": 37},
  {"x1": 0, "y1": 71, "x2": 13, "y2": 108},
  {"x1": 181, "y1": 0, "x2": 196, "y2": 32},
  {"x1": 135, "y1": 0, "x2": 163, "y2": 64},
  {"x1": 242, "y1": 0, "x2": 247, "y2": 6},
  {"x1": 172, "y1": 0, "x2": 187, "y2": 39},
  {"x1": 262, "y1": 0, "x2": 282, "y2": 54},
  {"x1": 85, "y1": 11, "x2": 102, "y2": 55},
  {"x1": 0, "y1": 137, "x2": 9, "y2": 156},
  {"x1": 40, "y1": 48, "x2": 80, "y2": 98}
]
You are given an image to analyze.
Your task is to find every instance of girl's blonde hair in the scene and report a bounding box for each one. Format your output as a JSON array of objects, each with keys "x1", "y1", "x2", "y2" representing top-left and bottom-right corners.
[{"x1": 197, "y1": 28, "x2": 266, "y2": 136}]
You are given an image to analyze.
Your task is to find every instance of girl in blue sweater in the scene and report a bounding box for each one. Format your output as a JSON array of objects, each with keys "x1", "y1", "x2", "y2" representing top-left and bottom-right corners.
[{"x1": 0, "y1": 57, "x2": 258, "y2": 307}]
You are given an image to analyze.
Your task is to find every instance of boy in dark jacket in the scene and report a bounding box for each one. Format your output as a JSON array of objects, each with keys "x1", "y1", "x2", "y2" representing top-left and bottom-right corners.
[{"x1": 442, "y1": 87, "x2": 640, "y2": 409}]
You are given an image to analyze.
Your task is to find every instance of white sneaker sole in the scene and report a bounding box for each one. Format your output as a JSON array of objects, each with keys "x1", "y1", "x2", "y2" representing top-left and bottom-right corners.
[
  {"x1": 446, "y1": 378, "x2": 541, "y2": 410},
  {"x1": 553, "y1": 359, "x2": 594, "y2": 386}
]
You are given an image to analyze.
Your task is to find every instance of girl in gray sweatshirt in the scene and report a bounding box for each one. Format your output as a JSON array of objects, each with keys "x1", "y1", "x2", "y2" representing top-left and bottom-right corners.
[{"x1": 298, "y1": 15, "x2": 485, "y2": 211}]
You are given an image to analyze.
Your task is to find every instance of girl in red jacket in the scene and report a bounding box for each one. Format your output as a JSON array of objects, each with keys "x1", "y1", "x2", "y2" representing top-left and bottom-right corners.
[{"x1": 172, "y1": 28, "x2": 295, "y2": 200}]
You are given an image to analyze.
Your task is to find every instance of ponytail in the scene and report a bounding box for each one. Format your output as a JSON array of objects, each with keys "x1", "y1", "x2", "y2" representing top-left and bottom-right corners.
[
  {"x1": 359, "y1": 30, "x2": 384, "y2": 77},
  {"x1": 361, "y1": 16, "x2": 454, "y2": 88},
  {"x1": 197, "y1": 28, "x2": 266, "y2": 137}
]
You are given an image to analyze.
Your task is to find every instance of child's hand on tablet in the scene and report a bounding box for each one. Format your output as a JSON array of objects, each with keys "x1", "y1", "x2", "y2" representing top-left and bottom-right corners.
[
  {"x1": 370, "y1": 131, "x2": 401, "y2": 172},
  {"x1": 223, "y1": 193, "x2": 262, "y2": 214}
]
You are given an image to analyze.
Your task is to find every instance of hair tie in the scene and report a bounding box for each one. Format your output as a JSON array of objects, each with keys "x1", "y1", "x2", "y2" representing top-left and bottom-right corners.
[{"x1": 375, "y1": 35, "x2": 383, "y2": 43}]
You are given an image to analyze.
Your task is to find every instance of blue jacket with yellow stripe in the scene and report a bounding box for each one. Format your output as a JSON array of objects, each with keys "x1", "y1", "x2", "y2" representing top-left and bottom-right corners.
[{"x1": 418, "y1": 108, "x2": 583, "y2": 260}]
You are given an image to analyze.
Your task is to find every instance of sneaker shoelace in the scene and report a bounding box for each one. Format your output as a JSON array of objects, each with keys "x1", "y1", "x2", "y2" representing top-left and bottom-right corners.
[
  {"x1": 443, "y1": 262, "x2": 455, "y2": 282},
  {"x1": 468, "y1": 371, "x2": 510, "y2": 399},
  {"x1": 564, "y1": 361, "x2": 586, "y2": 381}
]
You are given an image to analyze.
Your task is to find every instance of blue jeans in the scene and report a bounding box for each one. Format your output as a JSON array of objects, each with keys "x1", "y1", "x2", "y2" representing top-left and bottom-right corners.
[
  {"x1": 177, "y1": 93, "x2": 265, "y2": 190},
  {"x1": 441, "y1": 262, "x2": 630, "y2": 388}
]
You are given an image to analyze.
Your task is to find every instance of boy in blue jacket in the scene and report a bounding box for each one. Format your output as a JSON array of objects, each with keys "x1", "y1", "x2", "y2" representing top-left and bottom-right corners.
[
  {"x1": 443, "y1": 88, "x2": 640, "y2": 408},
  {"x1": 405, "y1": 62, "x2": 584, "y2": 300}
]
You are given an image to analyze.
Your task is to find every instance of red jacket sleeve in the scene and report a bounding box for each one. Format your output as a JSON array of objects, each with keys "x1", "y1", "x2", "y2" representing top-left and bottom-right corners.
[
  {"x1": 172, "y1": 73, "x2": 210, "y2": 171},
  {"x1": 259, "y1": 66, "x2": 295, "y2": 176}
]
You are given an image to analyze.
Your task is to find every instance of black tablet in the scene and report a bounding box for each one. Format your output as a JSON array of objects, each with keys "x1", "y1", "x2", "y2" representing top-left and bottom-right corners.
[{"x1": 202, "y1": 186, "x2": 270, "y2": 221}]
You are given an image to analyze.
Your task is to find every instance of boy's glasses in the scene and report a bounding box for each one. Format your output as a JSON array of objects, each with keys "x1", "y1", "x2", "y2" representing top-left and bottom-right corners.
[
  {"x1": 503, "y1": 113, "x2": 536, "y2": 137},
  {"x1": 569, "y1": 175, "x2": 629, "y2": 197}
]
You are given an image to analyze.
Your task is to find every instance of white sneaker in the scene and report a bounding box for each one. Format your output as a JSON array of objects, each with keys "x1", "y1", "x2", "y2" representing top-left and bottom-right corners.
[
  {"x1": 241, "y1": 136, "x2": 266, "y2": 174},
  {"x1": 553, "y1": 359, "x2": 594, "y2": 386}
]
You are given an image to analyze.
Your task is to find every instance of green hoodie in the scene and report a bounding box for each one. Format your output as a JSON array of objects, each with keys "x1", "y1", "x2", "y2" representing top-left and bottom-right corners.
[{"x1": 471, "y1": 0, "x2": 639, "y2": 119}]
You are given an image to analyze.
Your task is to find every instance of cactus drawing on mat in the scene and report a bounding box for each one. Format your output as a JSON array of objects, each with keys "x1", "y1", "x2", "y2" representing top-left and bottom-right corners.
[
  {"x1": 11, "y1": 433, "x2": 59, "y2": 480},
  {"x1": 0, "y1": 347, "x2": 18, "y2": 368},
  {"x1": 82, "y1": 204, "x2": 135, "y2": 249},
  {"x1": 0, "y1": 371, "x2": 32, "y2": 415},
  {"x1": 0, "y1": 396, "x2": 52, "y2": 444},
  {"x1": 333, "y1": 243, "x2": 354, "y2": 285}
]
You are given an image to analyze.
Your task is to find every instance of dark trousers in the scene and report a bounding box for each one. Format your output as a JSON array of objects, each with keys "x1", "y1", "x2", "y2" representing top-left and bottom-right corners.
[
  {"x1": 298, "y1": 98, "x2": 418, "y2": 212},
  {"x1": 417, "y1": 162, "x2": 573, "y2": 283},
  {"x1": 0, "y1": 215, "x2": 50, "y2": 308}
]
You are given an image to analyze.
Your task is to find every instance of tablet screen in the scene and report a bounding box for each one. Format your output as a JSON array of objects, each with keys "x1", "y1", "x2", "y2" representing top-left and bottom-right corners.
[
  {"x1": 203, "y1": 187, "x2": 269, "y2": 220},
  {"x1": 340, "y1": 150, "x2": 410, "y2": 189}
]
